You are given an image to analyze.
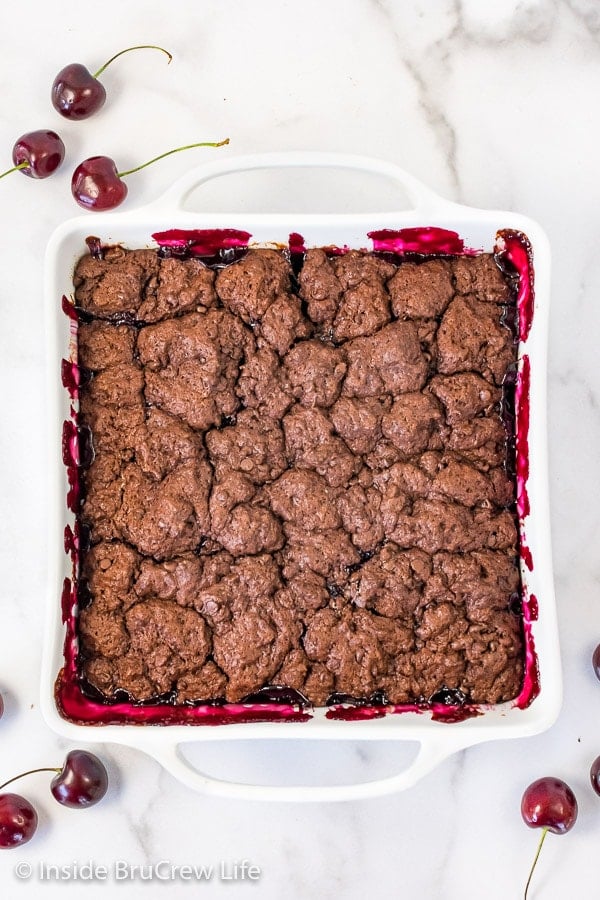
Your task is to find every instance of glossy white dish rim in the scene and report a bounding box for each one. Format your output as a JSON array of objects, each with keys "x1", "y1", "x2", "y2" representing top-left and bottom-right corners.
[{"x1": 41, "y1": 152, "x2": 559, "y2": 801}]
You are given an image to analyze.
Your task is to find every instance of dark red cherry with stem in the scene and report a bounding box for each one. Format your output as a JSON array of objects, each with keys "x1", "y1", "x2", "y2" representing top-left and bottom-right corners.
[
  {"x1": 521, "y1": 777, "x2": 578, "y2": 899},
  {"x1": 71, "y1": 156, "x2": 127, "y2": 211},
  {"x1": 50, "y1": 750, "x2": 108, "y2": 808},
  {"x1": 0, "y1": 130, "x2": 65, "y2": 181},
  {"x1": 71, "y1": 138, "x2": 230, "y2": 211},
  {"x1": 0, "y1": 794, "x2": 38, "y2": 849},
  {"x1": 0, "y1": 750, "x2": 108, "y2": 813},
  {"x1": 52, "y1": 45, "x2": 172, "y2": 120}
]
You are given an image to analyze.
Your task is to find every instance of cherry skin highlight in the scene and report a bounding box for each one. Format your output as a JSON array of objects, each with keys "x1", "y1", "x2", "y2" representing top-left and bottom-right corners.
[
  {"x1": 50, "y1": 750, "x2": 108, "y2": 808},
  {"x1": 1, "y1": 130, "x2": 66, "y2": 180},
  {"x1": 0, "y1": 794, "x2": 38, "y2": 849},
  {"x1": 52, "y1": 45, "x2": 172, "y2": 120}
]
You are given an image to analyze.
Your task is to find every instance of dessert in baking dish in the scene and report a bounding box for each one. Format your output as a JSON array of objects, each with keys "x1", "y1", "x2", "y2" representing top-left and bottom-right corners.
[{"x1": 73, "y1": 243, "x2": 523, "y2": 708}]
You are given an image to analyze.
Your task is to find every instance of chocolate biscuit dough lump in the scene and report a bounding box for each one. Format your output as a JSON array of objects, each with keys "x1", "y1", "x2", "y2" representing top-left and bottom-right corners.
[
  {"x1": 268, "y1": 469, "x2": 360, "y2": 585},
  {"x1": 283, "y1": 405, "x2": 359, "y2": 488},
  {"x1": 81, "y1": 541, "x2": 140, "y2": 612},
  {"x1": 132, "y1": 408, "x2": 205, "y2": 481},
  {"x1": 84, "y1": 599, "x2": 212, "y2": 700},
  {"x1": 437, "y1": 296, "x2": 514, "y2": 385},
  {"x1": 80, "y1": 448, "x2": 213, "y2": 559},
  {"x1": 284, "y1": 340, "x2": 347, "y2": 408},
  {"x1": 235, "y1": 345, "x2": 294, "y2": 420},
  {"x1": 78, "y1": 320, "x2": 136, "y2": 369},
  {"x1": 346, "y1": 543, "x2": 431, "y2": 620},
  {"x1": 136, "y1": 309, "x2": 253, "y2": 430},
  {"x1": 74, "y1": 245, "x2": 216, "y2": 321},
  {"x1": 208, "y1": 470, "x2": 284, "y2": 557},
  {"x1": 194, "y1": 555, "x2": 301, "y2": 702},
  {"x1": 303, "y1": 607, "x2": 414, "y2": 700},
  {"x1": 298, "y1": 249, "x2": 342, "y2": 330},
  {"x1": 133, "y1": 552, "x2": 234, "y2": 610},
  {"x1": 342, "y1": 321, "x2": 429, "y2": 398},
  {"x1": 381, "y1": 393, "x2": 446, "y2": 457},
  {"x1": 329, "y1": 396, "x2": 388, "y2": 456},
  {"x1": 388, "y1": 258, "x2": 454, "y2": 319},
  {"x1": 336, "y1": 481, "x2": 384, "y2": 553},
  {"x1": 329, "y1": 251, "x2": 395, "y2": 341},
  {"x1": 429, "y1": 374, "x2": 501, "y2": 426},
  {"x1": 77, "y1": 322, "x2": 145, "y2": 457},
  {"x1": 299, "y1": 249, "x2": 395, "y2": 341},
  {"x1": 216, "y1": 249, "x2": 311, "y2": 354},
  {"x1": 115, "y1": 458, "x2": 213, "y2": 559},
  {"x1": 206, "y1": 408, "x2": 287, "y2": 484},
  {"x1": 451, "y1": 255, "x2": 513, "y2": 304}
]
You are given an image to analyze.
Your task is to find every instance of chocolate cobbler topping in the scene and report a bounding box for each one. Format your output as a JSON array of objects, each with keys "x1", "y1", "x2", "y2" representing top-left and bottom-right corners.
[{"x1": 74, "y1": 245, "x2": 522, "y2": 707}]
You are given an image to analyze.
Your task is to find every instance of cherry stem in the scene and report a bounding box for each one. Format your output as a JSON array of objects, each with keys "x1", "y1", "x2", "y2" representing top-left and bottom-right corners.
[
  {"x1": 93, "y1": 45, "x2": 173, "y2": 79},
  {"x1": 0, "y1": 767, "x2": 62, "y2": 791},
  {"x1": 0, "y1": 161, "x2": 29, "y2": 180},
  {"x1": 117, "y1": 139, "x2": 230, "y2": 178},
  {"x1": 524, "y1": 827, "x2": 548, "y2": 900}
]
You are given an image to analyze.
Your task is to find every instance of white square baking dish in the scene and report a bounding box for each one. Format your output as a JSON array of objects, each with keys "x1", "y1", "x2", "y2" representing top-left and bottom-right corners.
[{"x1": 41, "y1": 153, "x2": 559, "y2": 802}]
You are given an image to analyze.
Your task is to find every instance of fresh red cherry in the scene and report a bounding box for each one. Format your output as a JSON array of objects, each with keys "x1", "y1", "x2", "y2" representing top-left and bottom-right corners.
[
  {"x1": 71, "y1": 156, "x2": 127, "y2": 211},
  {"x1": 521, "y1": 776, "x2": 578, "y2": 833},
  {"x1": 50, "y1": 750, "x2": 108, "y2": 808},
  {"x1": 0, "y1": 794, "x2": 38, "y2": 849},
  {"x1": 0, "y1": 130, "x2": 65, "y2": 181},
  {"x1": 71, "y1": 139, "x2": 230, "y2": 211},
  {"x1": 52, "y1": 45, "x2": 172, "y2": 120},
  {"x1": 52, "y1": 64, "x2": 106, "y2": 120},
  {"x1": 521, "y1": 777, "x2": 577, "y2": 899},
  {"x1": 0, "y1": 750, "x2": 108, "y2": 813}
]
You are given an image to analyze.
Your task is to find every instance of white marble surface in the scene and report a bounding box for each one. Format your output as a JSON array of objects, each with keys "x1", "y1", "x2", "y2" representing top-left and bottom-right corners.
[{"x1": 1, "y1": 0, "x2": 599, "y2": 896}]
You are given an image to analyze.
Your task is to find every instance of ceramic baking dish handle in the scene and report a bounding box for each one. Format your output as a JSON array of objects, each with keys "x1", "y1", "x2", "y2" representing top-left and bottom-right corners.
[
  {"x1": 145, "y1": 736, "x2": 469, "y2": 802},
  {"x1": 148, "y1": 151, "x2": 448, "y2": 215}
]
